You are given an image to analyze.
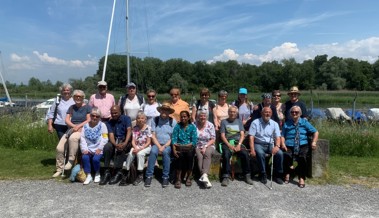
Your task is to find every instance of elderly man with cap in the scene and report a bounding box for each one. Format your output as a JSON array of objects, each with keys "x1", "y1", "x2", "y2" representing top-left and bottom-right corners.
[
  {"x1": 144, "y1": 102, "x2": 177, "y2": 188},
  {"x1": 119, "y1": 82, "x2": 145, "y2": 126},
  {"x1": 251, "y1": 93, "x2": 280, "y2": 125},
  {"x1": 89, "y1": 81, "x2": 115, "y2": 122},
  {"x1": 284, "y1": 86, "x2": 307, "y2": 121}
]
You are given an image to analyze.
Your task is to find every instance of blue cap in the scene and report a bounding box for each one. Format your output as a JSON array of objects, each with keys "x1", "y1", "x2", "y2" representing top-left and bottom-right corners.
[{"x1": 239, "y1": 88, "x2": 247, "y2": 94}]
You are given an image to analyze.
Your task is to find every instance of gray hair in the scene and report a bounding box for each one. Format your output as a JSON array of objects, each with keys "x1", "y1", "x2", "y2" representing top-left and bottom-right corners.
[
  {"x1": 218, "y1": 90, "x2": 228, "y2": 97},
  {"x1": 196, "y1": 109, "x2": 209, "y2": 120},
  {"x1": 290, "y1": 105, "x2": 302, "y2": 116},
  {"x1": 59, "y1": 83, "x2": 73, "y2": 93},
  {"x1": 136, "y1": 111, "x2": 147, "y2": 119},
  {"x1": 91, "y1": 107, "x2": 102, "y2": 117},
  {"x1": 228, "y1": 105, "x2": 238, "y2": 113},
  {"x1": 72, "y1": 89, "x2": 85, "y2": 99}
]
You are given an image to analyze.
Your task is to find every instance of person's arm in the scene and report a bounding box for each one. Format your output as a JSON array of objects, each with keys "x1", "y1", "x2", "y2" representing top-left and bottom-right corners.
[
  {"x1": 311, "y1": 131, "x2": 319, "y2": 150},
  {"x1": 249, "y1": 135, "x2": 256, "y2": 157},
  {"x1": 235, "y1": 130, "x2": 244, "y2": 151},
  {"x1": 191, "y1": 106, "x2": 197, "y2": 123}
]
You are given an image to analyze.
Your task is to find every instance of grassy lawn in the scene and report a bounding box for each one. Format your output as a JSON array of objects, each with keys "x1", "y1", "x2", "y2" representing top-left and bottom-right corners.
[{"x1": 1, "y1": 147, "x2": 378, "y2": 188}]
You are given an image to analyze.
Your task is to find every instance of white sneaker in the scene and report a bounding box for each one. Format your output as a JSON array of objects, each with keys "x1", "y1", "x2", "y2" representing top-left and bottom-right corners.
[
  {"x1": 199, "y1": 173, "x2": 206, "y2": 182},
  {"x1": 52, "y1": 171, "x2": 62, "y2": 178},
  {"x1": 83, "y1": 174, "x2": 93, "y2": 185},
  {"x1": 94, "y1": 172, "x2": 101, "y2": 183},
  {"x1": 206, "y1": 180, "x2": 212, "y2": 188}
]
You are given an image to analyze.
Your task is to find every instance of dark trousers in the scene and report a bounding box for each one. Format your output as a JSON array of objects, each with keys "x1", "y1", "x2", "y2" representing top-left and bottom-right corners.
[
  {"x1": 103, "y1": 142, "x2": 128, "y2": 170},
  {"x1": 53, "y1": 124, "x2": 69, "y2": 140},
  {"x1": 283, "y1": 145, "x2": 309, "y2": 179},
  {"x1": 174, "y1": 149, "x2": 194, "y2": 172},
  {"x1": 221, "y1": 144, "x2": 251, "y2": 178}
]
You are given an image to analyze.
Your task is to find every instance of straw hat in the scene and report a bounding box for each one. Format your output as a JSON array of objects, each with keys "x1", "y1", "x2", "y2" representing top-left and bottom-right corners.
[
  {"x1": 157, "y1": 102, "x2": 175, "y2": 114},
  {"x1": 287, "y1": 86, "x2": 301, "y2": 95}
]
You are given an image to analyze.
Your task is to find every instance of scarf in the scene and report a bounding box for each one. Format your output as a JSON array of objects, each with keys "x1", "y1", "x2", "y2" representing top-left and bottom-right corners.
[{"x1": 84, "y1": 122, "x2": 102, "y2": 144}]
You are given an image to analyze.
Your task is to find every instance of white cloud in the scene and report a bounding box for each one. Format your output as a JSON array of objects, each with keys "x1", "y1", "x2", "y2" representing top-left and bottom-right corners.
[
  {"x1": 208, "y1": 37, "x2": 379, "y2": 65},
  {"x1": 32, "y1": 51, "x2": 97, "y2": 68},
  {"x1": 10, "y1": 53, "x2": 30, "y2": 62}
]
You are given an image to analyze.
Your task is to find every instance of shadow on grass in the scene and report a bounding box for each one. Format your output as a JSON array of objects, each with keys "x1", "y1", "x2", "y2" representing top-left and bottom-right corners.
[{"x1": 41, "y1": 158, "x2": 55, "y2": 166}]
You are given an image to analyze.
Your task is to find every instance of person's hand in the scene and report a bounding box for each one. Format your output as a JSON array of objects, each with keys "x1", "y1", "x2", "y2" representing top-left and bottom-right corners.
[
  {"x1": 132, "y1": 147, "x2": 140, "y2": 154},
  {"x1": 72, "y1": 125, "x2": 80, "y2": 132},
  {"x1": 47, "y1": 125, "x2": 54, "y2": 134},
  {"x1": 158, "y1": 145, "x2": 165, "y2": 153},
  {"x1": 201, "y1": 147, "x2": 206, "y2": 155},
  {"x1": 282, "y1": 144, "x2": 288, "y2": 152},
  {"x1": 250, "y1": 149, "x2": 256, "y2": 157},
  {"x1": 272, "y1": 146, "x2": 280, "y2": 155},
  {"x1": 235, "y1": 145, "x2": 241, "y2": 152},
  {"x1": 83, "y1": 150, "x2": 89, "y2": 155},
  {"x1": 116, "y1": 143, "x2": 124, "y2": 151},
  {"x1": 95, "y1": 149, "x2": 101, "y2": 155},
  {"x1": 311, "y1": 142, "x2": 317, "y2": 150},
  {"x1": 173, "y1": 147, "x2": 179, "y2": 158}
]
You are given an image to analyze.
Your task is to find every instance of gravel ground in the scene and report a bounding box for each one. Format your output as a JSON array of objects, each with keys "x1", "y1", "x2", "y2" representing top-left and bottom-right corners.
[{"x1": 1, "y1": 178, "x2": 378, "y2": 218}]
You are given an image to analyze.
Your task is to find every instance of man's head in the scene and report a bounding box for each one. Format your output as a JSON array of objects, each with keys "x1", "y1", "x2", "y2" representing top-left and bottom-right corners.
[
  {"x1": 261, "y1": 106, "x2": 272, "y2": 123},
  {"x1": 170, "y1": 88, "x2": 181, "y2": 103},
  {"x1": 228, "y1": 105, "x2": 238, "y2": 120},
  {"x1": 126, "y1": 82, "x2": 137, "y2": 96},
  {"x1": 287, "y1": 86, "x2": 300, "y2": 102},
  {"x1": 110, "y1": 105, "x2": 122, "y2": 120},
  {"x1": 97, "y1": 81, "x2": 108, "y2": 95}
]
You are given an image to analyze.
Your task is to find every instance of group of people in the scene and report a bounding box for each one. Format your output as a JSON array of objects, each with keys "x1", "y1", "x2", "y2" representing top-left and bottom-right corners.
[{"x1": 47, "y1": 81, "x2": 318, "y2": 189}]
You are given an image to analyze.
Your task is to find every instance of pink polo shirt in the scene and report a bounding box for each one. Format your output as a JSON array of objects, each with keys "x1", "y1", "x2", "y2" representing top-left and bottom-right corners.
[{"x1": 89, "y1": 92, "x2": 115, "y2": 119}]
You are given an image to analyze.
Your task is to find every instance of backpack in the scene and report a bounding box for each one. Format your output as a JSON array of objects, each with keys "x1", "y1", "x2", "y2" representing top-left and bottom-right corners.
[
  {"x1": 196, "y1": 100, "x2": 215, "y2": 123},
  {"x1": 154, "y1": 116, "x2": 173, "y2": 127}
]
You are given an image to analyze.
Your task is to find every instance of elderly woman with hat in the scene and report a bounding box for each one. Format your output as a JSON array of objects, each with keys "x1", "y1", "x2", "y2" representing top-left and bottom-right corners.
[
  {"x1": 118, "y1": 82, "x2": 145, "y2": 126},
  {"x1": 284, "y1": 86, "x2": 308, "y2": 121},
  {"x1": 144, "y1": 102, "x2": 177, "y2": 188}
]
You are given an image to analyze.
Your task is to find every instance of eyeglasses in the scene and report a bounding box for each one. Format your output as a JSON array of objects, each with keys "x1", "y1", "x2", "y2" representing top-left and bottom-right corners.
[
  {"x1": 74, "y1": 95, "x2": 84, "y2": 99},
  {"x1": 272, "y1": 95, "x2": 281, "y2": 97},
  {"x1": 147, "y1": 95, "x2": 155, "y2": 98},
  {"x1": 289, "y1": 93, "x2": 298, "y2": 96},
  {"x1": 90, "y1": 114, "x2": 100, "y2": 118},
  {"x1": 98, "y1": 85, "x2": 106, "y2": 89},
  {"x1": 201, "y1": 94, "x2": 208, "y2": 97},
  {"x1": 290, "y1": 111, "x2": 300, "y2": 115},
  {"x1": 170, "y1": 93, "x2": 178, "y2": 97},
  {"x1": 128, "y1": 86, "x2": 136, "y2": 90}
]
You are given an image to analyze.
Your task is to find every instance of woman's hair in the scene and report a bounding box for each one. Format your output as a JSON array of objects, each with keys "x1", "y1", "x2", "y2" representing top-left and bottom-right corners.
[
  {"x1": 146, "y1": 89, "x2": 156, "y2": 95},
  {"x1": 59, "y1": 83, "x2": 73, "y2": 93},
  {"x1": 179, "y1": 110, "x2": 191, "y2": 124},
  {"x1": 91, "y1": 107, "x2": 102, "y2": 117},
  {"x1": 72, "y1": 89, "x2": 85, "y2": 99},
  {"x1": 196, "y1": 109, "x2": 209, "y2": 120},
  {"x1": 200, "y1": 88, "x2": 210, "y2": 97},
  {"x1": 218, "y1": 90, "x2": 228, "y2": 97},
  {"x1": 136, "y1": 111, "x2": 147, "y2": 119},
  {"x1": 290, "y1": 105, "x2": 302, "y2": 116}
]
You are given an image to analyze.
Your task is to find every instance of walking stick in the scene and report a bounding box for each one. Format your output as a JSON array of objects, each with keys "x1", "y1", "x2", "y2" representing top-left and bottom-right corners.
[
  {"x1": 61, "y1": 142, "x2": 68, "y2": 177},
  {"x1": 269, "y1": 154, "x2": 274, "y2": 190}
]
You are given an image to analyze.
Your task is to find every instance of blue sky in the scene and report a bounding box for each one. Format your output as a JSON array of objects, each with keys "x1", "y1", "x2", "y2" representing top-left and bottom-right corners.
[{"x1": 1, "y1": 0, "x2": 379, "y2": 84}]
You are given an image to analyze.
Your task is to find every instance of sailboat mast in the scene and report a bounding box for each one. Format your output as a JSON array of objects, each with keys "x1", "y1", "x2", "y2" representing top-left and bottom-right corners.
[
  {"x1": 0, "y1": 51, "x2": 13, "y2": 104},
  {"x1": 101, "y1": 0, "x2": 117, "y2": 82},
  {"x1": 126, "y1": 0, "x2": 131, "y2": 84}
]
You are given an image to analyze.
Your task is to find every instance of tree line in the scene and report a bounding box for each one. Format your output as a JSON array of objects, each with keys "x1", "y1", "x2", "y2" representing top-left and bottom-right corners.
[{"x1": 3, "y1": 54, "x2": 379, "y2": 98}]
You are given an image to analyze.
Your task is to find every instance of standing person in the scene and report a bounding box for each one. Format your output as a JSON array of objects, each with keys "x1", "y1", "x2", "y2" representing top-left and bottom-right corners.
[
  {"x1": 232, "y1": 87, "x2": 254, "y2": 128},
  {"x1": 53, "y1": 90, "x2": 91, "y2": 177},
  {"x1": 214, "y1": 90, "x2": 229, "y2": 132},
  {"x1": 271, "y1": 90, "x2": 285, "y2": 128},
  {"x1": 219, "y1": 106, "x2": 253, "y2": 186},
  {"x1": 100, "y1": 105, "x2": 132, "y2": 186},
  {"x1": 119, "y1": 82, "x2": 145, "y2": 126},
  {"x1": 284, "y1": 86, "x2": 307, "y2": 121},
  {"x1": 46, "y1": 83, "x2": 75, "y2": 139},
  {"x1": 281, "y1": 106, "x2": 319, "y2": 188},
  {"x1": 143, "y1": 89, "x2": 161, "y2": 127},
  {"x1": 123, "y1": 112, "x2": 152, "y2": 186},
  {"x1": 191, "y1": 88, "x2": 216, "y2": 124},
  {"x1": 251, "y1": 93, "x2": 280, "y2": 125},
  {"x1": 172, "y1": 110, "x2": 197, "y2": 189},
  {"x1": 144, "y1": 102, "x2": 177, "y2": 188},
  {"x1": 89, "y1": 81, "x2": 115, "y2": 122},
  {"x1": 169, "y1": 88, "x2": 190, "y2": 122},
  {"x1": 249, "y1": 107, "x2": 284, "y2": 185},
  {"x1": 195, "y1": 110, "x2": 216, "y2": 188},
  {"x1": 80, "y1": 107, "x2": 109, "y2": 185}
]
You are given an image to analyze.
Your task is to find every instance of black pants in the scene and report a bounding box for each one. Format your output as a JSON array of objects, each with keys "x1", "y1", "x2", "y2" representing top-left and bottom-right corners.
[
  {"x1": 283, "y1": 145, "x2": 309, "y2": 179},
  {"x1": 103, "y1": 142, "x2": 129, "y2": 169},
  {"x1": 174, "y1": 149, "x2": 194, "y2": 172},
  {"x1": 53, "y1": 124, "x2": 69, "y2": 140},
  {"x1": 221, "y1": 144, "x2": 251, "y2": 178}
]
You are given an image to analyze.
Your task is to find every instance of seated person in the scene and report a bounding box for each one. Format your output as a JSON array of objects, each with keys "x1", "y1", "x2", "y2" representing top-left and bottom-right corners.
[
  {"x1": 249, "y1": 107, "x2": 283, "y2": 185},
  {"x1": 220, "y1": 106, "x2": 253, "y2": 187},
  {"x1": 80, "y1": 107, "x2": 109, "y2": 185},
  {"x1": 172, "y1": 110, "x2": 197, "y2": 189},
  {"x1": 100, "y1": 105, "x2": 132, "y2": 185},
  {"x1": 195, "y1": 109, "x2": 216, "y2": 188},
  {"x1": 281, "y1": 106, "x2": 319, "y2": 188},
  {"x1": 123, "y1": 112, "x2": 152, "y2": 186},
  {"x1": 144, "y1": 102, "x2": 177, "y2": 188}
]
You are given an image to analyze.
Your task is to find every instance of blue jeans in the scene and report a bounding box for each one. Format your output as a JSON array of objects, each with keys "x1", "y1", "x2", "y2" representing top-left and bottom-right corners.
[
  {"x1": 145, "y1": 145, "x2": 172, "y2": 179},
  {"x1": 254, "y1": 143, "x2": 283, "y2": 175},
  {"x1": 82, "y1": 153, "x2": 103, "y2": 173}
]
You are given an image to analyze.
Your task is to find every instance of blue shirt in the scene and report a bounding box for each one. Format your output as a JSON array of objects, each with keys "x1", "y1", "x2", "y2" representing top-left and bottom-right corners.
[
  {"x1": 67, "y1": 104, "x2": 92, "y2": 124},
  {"x1": 151, "y1": 116, "x2": 177, "y2": 145},
  {"x1": 249, "y1": 118, "x2": 280, "y2": 145},
  {"x1": 281, "y1": 118, "x2": 317, "y2": 147},
  {"x1": 106, "y1": 115, "x2": 132, "y2": 140},
  {"x1": 172, "y1": 123, "x2": 198, "y2": 147}
]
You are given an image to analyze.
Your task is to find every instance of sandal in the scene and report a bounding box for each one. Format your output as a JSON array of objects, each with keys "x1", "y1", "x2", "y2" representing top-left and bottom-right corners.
[
  {"x1": 185, "y1": 178, "x2": 192, "y2": 187},
  {"x1": 298, "y1": 177, "x2": 305, "y2": 188},
  {"x1": 174, "y1": 180, "x2": 181, "y2": 189},
  {"x1": 284, "y1": 174, "x2": 290, "y2": 184}
]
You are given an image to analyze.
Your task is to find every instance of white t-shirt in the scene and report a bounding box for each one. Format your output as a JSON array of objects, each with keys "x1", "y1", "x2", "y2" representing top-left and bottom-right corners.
[
  {"x1": 123, "y1": 96, "x2": 141, "y2": 121},
  {"x1": 143, "y1": 102, "x2": 160, "y2": 127}
]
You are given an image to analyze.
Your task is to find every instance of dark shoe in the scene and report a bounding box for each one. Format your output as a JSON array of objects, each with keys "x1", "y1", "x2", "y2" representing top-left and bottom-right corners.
[
  {"x1": 245, "y1": 174, "x2": 254, "y2": 185},
  {"x1": 162, "y1": 178, "x2": 169, "y2": 188},
  {"x1": 260, "y1": 174, "x2": 267, "y2": 184},
  {"x1": 221, "y1": 177, "x2": 229, "y2": 187},
  {"x1": 174, "y1": 180, "x2": 181, "y2": 189},
  {"x1": 119, "y1": 175, "x2": 129, "y2": 186},
  {"x1": 144, "y1": 177, "x2": 152, "y2": 187},
  {"x1": 275, "y1": 177, "x2": 284, "y2": 185},
  {"x1": 133, "y1": 175, "x2": 143, "y2": 186},
  {"x1": 109, "y1": 172, "x2": 123, "y2": 185},
  {"x1": 99, "y1": 171, "x2": 111, "y2": 185}
]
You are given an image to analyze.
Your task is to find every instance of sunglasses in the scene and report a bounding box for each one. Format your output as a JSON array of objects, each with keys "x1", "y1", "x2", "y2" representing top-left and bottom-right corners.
[
  {"x1": 170, "y1": 94, "x2": 178, "y2": 97},
  {"x1": 272, "y1": 95, "x2": 281, "y2": 97},
  {"x1": 98, "y1": 85, "x2": 106, "y2": 89},
  {"x1": 201, "y1": 94, "x2": 208, "y2": 97},
  {"x1": 74, "y1": 95, "x2": 84, "y2": 99},
  {"x1": 147, "y1": 95, "x2": 156, "y2": 98},
  {"x1": 290, "y1": 111, "x2": 300, "y2": 115},
  {"x1": 91, "y1": 114, "x2": 100, "y2": 118}
]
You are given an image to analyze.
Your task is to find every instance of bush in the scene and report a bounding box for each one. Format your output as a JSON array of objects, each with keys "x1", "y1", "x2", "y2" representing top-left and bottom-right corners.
[
  {"x1": 314, "y1": 120, "x2": 379, "y2": 158},
  {"x1": 0, "y1": 110, "x2": 58, "y2": 150}
]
